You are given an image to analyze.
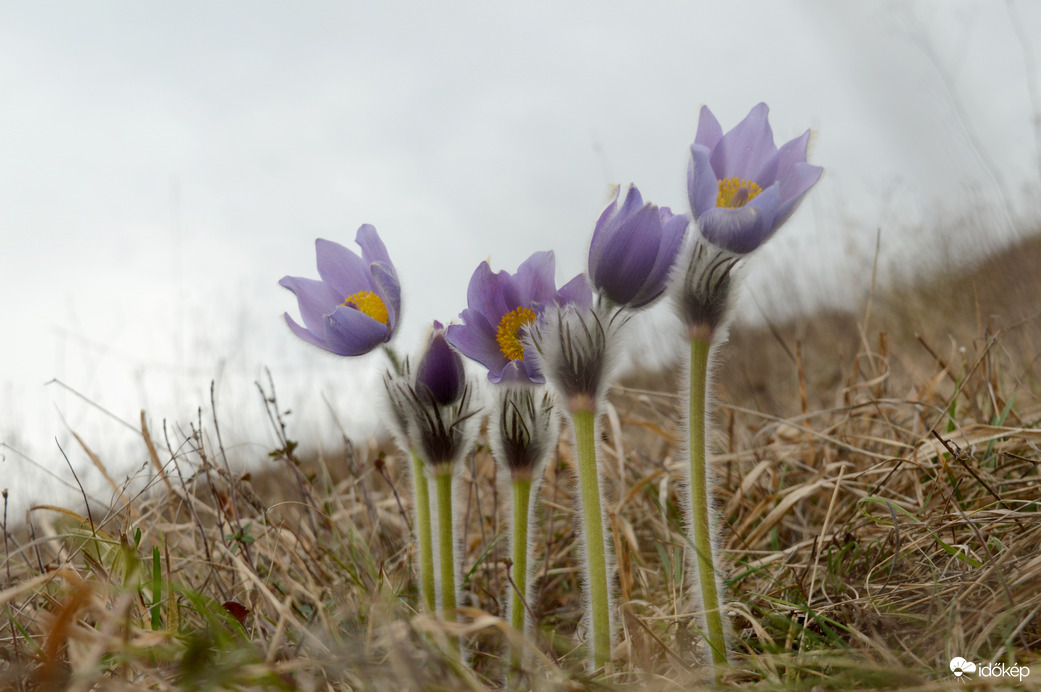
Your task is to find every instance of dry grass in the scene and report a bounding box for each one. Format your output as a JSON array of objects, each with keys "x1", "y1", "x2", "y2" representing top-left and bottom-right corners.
[{"x1": 3, "y1": 234, "x2": 1041, "y2": 690}]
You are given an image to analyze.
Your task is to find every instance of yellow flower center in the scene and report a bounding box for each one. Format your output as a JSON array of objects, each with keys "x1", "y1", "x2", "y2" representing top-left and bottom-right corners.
[
  {"x1": 716, "y1": 177, "x2": 762, "y2": 209},
  {"x1": 496, "y1": 306, "x2": 538, "y2": 361},
  {"x1": 342, "y1": 290, "x2": 389, "y2": 325}
]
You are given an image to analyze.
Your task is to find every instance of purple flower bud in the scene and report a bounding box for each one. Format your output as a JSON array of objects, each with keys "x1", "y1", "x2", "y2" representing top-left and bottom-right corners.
[
  {"x1": 687, "y1": 103, "x2": 822, "y2": 254},
  {"x1": 414, "y1": 321, "x2": 466, "y2": 407},
  {"x1": 279, "y1": 224, "x2": 401, "y2": 356},
  {"x1": 385, "y1": 328, "x2": 481, "y2": 470},
  {"x1": 588, "y1": 184, "x2": 688, "y2": 310}
]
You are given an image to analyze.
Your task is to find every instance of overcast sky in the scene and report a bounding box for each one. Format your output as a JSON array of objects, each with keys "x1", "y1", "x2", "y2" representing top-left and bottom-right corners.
[{"x1": 2, "y1": 1, "x2": 1040, "y2": 518}]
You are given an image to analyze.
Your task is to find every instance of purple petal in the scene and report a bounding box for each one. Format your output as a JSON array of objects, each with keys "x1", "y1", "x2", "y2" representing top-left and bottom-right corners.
[
  {"x1": 747, "y1": 183, "x2": 782, "y2": 235},
  {"x1": 658, "y1": 208, "x2": 691, "y2": 252},
  {"x1": 508, "y1": 251, "x2": 557, "y2": 309},
  {"x1": 283, "y1": 313, "x2": 333, "y2": 352},
  {"x1": 416, "y1": 327, "x2": 465, "y2": 406},
  {"x1": 279, "y1": 275, "x2": 340, "y2": 333},
  {"x1": 446, "y1": 316, "x2": 508, "y2": 375},
  {"x1": 592, "y1": 206, "x2": 663, "y2": 305},
  {"x1": 775, "y1": 129, "x2": 811, "y2": 185},
  {"x1": 497, "y1": 358, "x2": 544, "y2": 385},
  {"x1": 370, "y1": 261, "x2": 401, "y2": 332},
  {"x1": 556, "y1": 273, "x2": 593, "y2": 308},
  {"x1": 616, "y1": 184, "x2": 644, "y2": 219},
  {"x1": 589, "y1": 192, "x2": 617, "y2": 274},
  {"x1": 751, "y1": 149, "x2": 779, "y2": 191},
  {"x1": 694, "y1": 105, "x2": 723, "y2": 150},
  {"x1": 589, "y1": 184, "x2": 644, "y2": 276},
  {"x1": 773, "y1": 162, "x2": 823, "y2": 227},
  {"x1": 688, "y1": 143, "x2": 719, "y2": 219},
  {"x1": 324, "y1": 305, "x2": 389, "y2": 356},
  {"x1": 629, "y1": 210, "x2": 688, "y2": 307},
  {"x1": 315, "y1": 238, "x2": 370, "y2": 299},
  {"x1": 699, "y1": 204, "x2": 771, "y2": 255},
  {"x1": 709, "y1": 103, "x2": 777, "y2": 181},
  {"x1": 466, "y1": 262, "x2": 511, "y2": 324},
  {"x1": 588, "y1": 222, "x2": 611, "y2": 276},
  {"x1": 355, "y1": 223, "x2": 393, "y2": 268}
]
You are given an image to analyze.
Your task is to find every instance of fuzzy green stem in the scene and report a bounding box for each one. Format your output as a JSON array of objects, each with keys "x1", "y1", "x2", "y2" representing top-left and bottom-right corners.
[
  {"x1": 572, "y1": 408, "x2": 611, "y2": 670},
  {"x1": 433, "y1": 466, "x2": 461, "y2": 657},
  {"x1": 411, "y1": 450, "x2": 436, "y2": 614},
  {"x1": 508, "y1": 475, "x2": 533, "y2": 671},
  {"x1": 689, "y1": 336, "x2": 727, "y2": 674}
]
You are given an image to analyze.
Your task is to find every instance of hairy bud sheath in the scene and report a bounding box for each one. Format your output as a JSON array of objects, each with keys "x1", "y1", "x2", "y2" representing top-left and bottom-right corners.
[
  {"x1": 530, "y1": 302, "x2": 624, "y2": 414},
  {"x1": 491, "y1": 386, "x2": 558, "y2": 480},
  {"x1": 673, "y1": 238, "x2": 741, "y2": 340}
]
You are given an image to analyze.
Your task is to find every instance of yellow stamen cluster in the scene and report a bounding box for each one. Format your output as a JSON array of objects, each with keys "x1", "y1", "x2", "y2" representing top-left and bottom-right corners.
[
  {"x1": 342, "y1": 290, "x2": 389, "y2": 325},
  {"x1": 496, "y1": 306, "x2": 538, "y2": 361},
  {"x1": 716, "y1": 177, "x2": 762, "y2": 209}
]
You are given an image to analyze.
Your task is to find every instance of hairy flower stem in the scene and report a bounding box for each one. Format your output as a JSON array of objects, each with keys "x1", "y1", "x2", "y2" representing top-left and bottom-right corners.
[
  {"x1": 433, "y1": 467, "x2": 461, "y2": 658},
  {"x1": 508, "y1": 476, "x2": 533, "y2": 671},
  {"x1": 572, "y1": 408, "x2": 611, "y2": 670},
  {"x1": 411, "y1": 450, "x2": 436, "y2": 614},
  {"x1": 688, "y1": 336, "x2": 727, "y2": 675}
]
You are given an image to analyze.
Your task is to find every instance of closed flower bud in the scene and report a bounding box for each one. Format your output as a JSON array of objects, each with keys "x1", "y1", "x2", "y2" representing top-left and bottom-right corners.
[
  {"x1": 415, "y1": 321, "x2": 466, "y2": 407},
  {"x1": 588, "y1": 184, "x2": 688, "y2": 310}
]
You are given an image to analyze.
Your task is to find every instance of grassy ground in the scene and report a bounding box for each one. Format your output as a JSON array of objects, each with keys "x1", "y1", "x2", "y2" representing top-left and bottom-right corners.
[{"x1": 3, "y1": 234, "x2": 1041, "y2": 690}]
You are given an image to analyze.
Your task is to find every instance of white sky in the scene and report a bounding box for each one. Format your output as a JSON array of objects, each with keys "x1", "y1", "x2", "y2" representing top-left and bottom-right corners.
[{"x1": 2, "y1": 1, "x2": 1040, "y2": 518}]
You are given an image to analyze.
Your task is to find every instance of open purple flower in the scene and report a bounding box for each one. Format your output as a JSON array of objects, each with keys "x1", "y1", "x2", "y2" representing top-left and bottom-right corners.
[
  {"x1": 279, "y1": 224, "x2": 401, "y2": 356},
  {"x1": 588, "y1": 184, "x2": 688, "y2": 310},
  {"x1": 687, "y1": 103, "x2": 822, "y2": 254},
  {"x1": 446, "y1": 250, "x2": 591, "y2": 384}
]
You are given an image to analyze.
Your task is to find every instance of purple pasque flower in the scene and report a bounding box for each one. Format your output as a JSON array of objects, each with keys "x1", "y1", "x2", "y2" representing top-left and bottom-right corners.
[
  {"x1": 687, "y1": 103, "x2": 822, "y2": 254},
  {"x1": 588, "y1": 184, "x2": 688, "y2": 310},
  {"x1": 414, "y1": 321, "x2": 466, "y2": 407},
  {"x1": 397, "y1": 321, "x2": 481, "y2": 469},
  {"x1": 279, "y1": 224, "x2": 401, "y2": 356},
  {"x1": 446, "y1": 250, "x2": 591, "y2": 384}
]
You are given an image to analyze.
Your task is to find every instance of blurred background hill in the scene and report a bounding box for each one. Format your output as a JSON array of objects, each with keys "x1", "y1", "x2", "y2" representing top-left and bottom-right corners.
[{"x1": 715, "y1": 224, "x2": 1041, "y2": 421}]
